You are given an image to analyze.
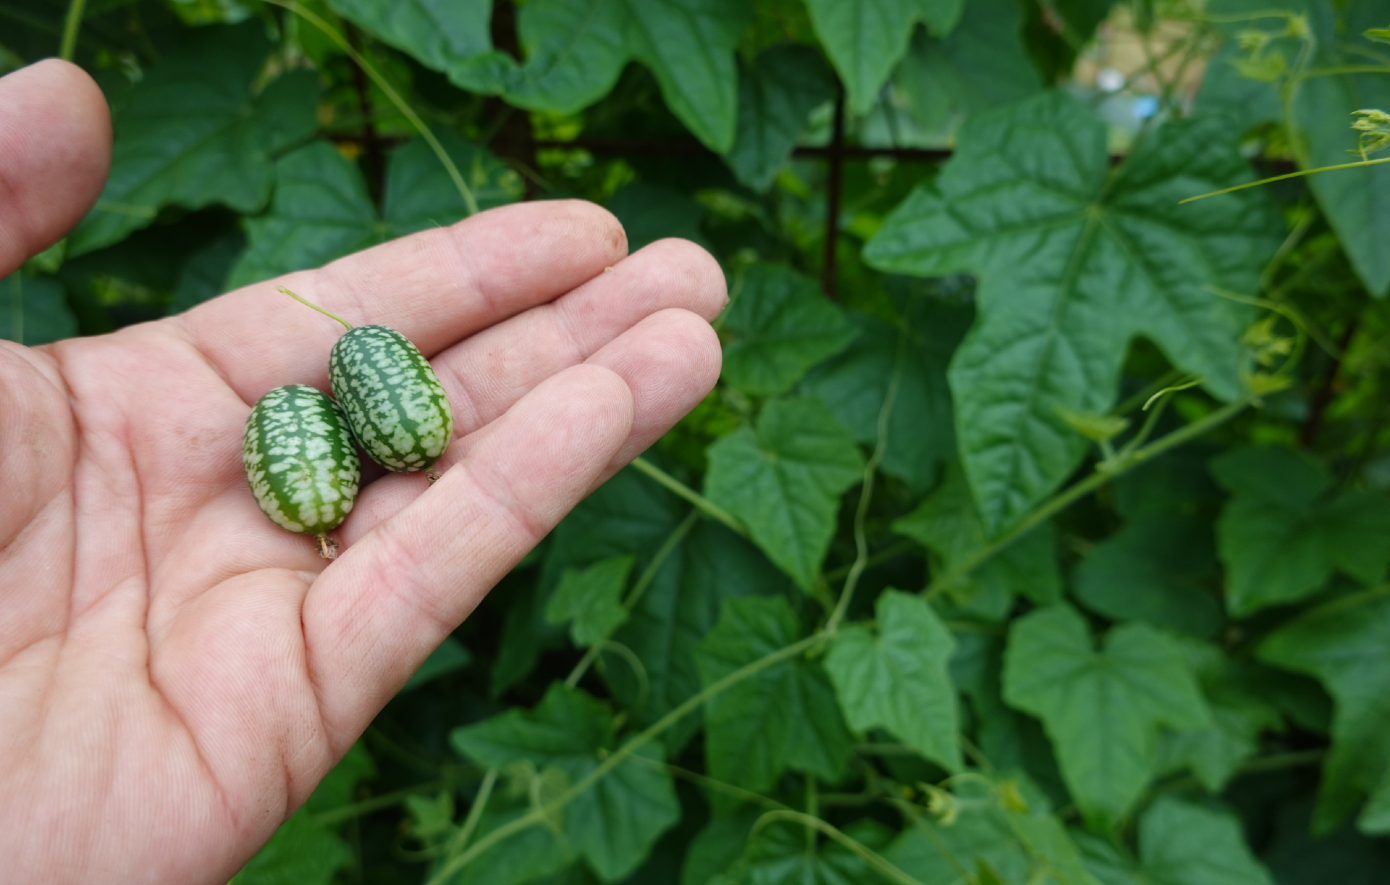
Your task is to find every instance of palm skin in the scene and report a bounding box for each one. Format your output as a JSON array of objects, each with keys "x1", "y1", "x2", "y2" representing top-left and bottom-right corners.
[{"x1": 0, "y1": 61, "x2": 725, "y2": 884}]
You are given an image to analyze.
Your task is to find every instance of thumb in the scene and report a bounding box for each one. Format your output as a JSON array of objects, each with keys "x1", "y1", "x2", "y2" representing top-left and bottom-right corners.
[{"x1": 0, "y1": 58, "x2": 111, "y2": 278}]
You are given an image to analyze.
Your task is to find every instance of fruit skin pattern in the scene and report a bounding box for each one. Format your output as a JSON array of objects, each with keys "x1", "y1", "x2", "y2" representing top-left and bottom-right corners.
[
  {"x1": 243, "y1": 384, "x2": 362, "y2": 535},
  {"x1": 329, "y1": 325, "x2": 455, "y2": 472}
]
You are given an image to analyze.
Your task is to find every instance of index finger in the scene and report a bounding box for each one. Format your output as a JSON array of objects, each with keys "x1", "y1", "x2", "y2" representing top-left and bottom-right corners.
[{"x1": 175, "y1": 199, "x2": 627, "y2": 404}]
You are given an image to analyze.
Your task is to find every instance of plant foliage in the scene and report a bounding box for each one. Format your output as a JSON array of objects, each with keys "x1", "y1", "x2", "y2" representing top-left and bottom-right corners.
[{"x1": 7, "y1": 0, "x2": 1390, "y2": 881}]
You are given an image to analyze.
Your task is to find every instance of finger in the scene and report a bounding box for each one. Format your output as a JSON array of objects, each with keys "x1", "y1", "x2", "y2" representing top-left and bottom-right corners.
[
  {"x1": 339, "y1": 307, "x2": 722, "y2": 544},
  {"x1": 420, "y1": 237, "x2": 725, "y2": 437},
  {"x1": 0, "y1": 59, "x2": 111, "y2": 277},
  {"x1": 176, "y1": 200, "x2": 628, "y2": 403},
  {"x1": 302, "y1": 364, "x2": 635, "y2": 746}
]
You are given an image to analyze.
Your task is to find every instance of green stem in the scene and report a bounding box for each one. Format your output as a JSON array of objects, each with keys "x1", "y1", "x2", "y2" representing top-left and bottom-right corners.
[
  {"x1": 58, "y1": 0, "x2": 86, "y2": 60},
  {"x1": 822, "y1": 540, "x2": 915, "y2": 583},
  {"x1": 827, "y1": 332, "x2": 906, "y2": 633},
  {"x1": 1179, "y1": 157, "x2": 1390, "y2": 204},
  {"x1": 563, "y1": 645, "x2": 602, "y2": 688},
  {"x1": 314, "y1": 780, "x2": 442, "y2": 827},
  {"x1": 277, "y1": 286, "x2": 354, "y2": 330},
  {"x1": 627, "y1": 754, "x2": 789, "y2": 811},
  {"x1": 624, "y1": 510, "x2": 699, "y2": 609},
  {"x1": 748, "y1": 810, "x2": 929, "y2": 885},
  {"x1": 425, "y1": 633, "x2": 823, "y2": 885},
  {"x1": 924, "y1": 394, "x2": 1255, "y2": 599},
  {"x1": 265, "y1": 0, "x2": 479, "y2": 216},
  {"x1": 436, "y1": 768, "x2": 496, "y2": 872},
  {"x1": 629, "y1": 456, "x2": 748, "y2": 538}
]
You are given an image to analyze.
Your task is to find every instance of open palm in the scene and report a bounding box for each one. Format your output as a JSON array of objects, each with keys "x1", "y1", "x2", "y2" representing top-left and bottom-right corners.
[{"x1": 0, "y1": 61, "x2": 724, "y2": 884}]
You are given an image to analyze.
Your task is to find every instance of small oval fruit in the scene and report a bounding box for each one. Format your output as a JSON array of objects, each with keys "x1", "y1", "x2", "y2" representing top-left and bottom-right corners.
[
  {"x1": 328, "y1": 324, "x2": 454, "y2": 473},
  {"x1": 243, "y1": 384, "x2": 362, "y2": 544}
]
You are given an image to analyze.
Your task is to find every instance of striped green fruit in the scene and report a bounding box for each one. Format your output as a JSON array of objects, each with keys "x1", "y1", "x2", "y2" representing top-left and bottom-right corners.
[
  {"x1": 328, "y1": 325, "x2": 454, "y2": 473},
  {"x1": 242, "y1": 384, "x2": 362, "y2": 536}
]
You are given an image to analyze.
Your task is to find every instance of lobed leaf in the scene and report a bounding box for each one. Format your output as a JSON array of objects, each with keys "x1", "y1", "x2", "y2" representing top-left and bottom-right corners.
[
  {"x1": 865, "y1": 91, "x2": 1282, "y2": 534},
  {"x1": 1002, "y1": 605, "x2": 1210, "y2": 828},
  {"x1": 704, "y1": 398, "x2": 865, "y2": 591}
]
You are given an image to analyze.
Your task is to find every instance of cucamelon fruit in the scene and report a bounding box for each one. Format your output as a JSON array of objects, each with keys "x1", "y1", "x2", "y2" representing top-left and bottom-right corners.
[
  {"x1": 279, "y1": 287, "x2": 454, "y2": 475},
  {"x1": 243, "y1": 383, "x2": 362, "y2": 557}
]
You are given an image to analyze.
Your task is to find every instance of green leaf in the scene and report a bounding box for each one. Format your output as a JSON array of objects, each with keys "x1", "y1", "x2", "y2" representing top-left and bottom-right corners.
[
  {"x1": 864, "y1": 91, "x2": 1282, "y2": 534},
  {"x1": 605, "y1": 519, "x2": 787, "y2": 750},
  {"x1": 1072, "y1": 512, "x2": 1224, "y2": 638},
  {"x1": 720, "y1": 263, "x2": 860, "y2": 398},
  {"x1": 607, "y1": 182, "x2": 710, "y2": 253},
  {"x1": 1077, "y1": 797, "x2": 1273, "y2": 885},
  {"x1": 723, "y1": 819, "x2": 896, "y2": 885},
  {"x1": 228, "y1": 132, "x2": 518, "y2": 288},
  {"x1": 448, "y1": 0, "x2": 747, "y2": 152},
  {"x1": 401, "y1": 635, "x2": 472, "y2": 692},
  {"x1": 449, "y1": 0, "x2": 630, "y2": 110},
  {"x1": 448, "y1": 807, "x2": 577, "y2": 885},
  {"x1": 894, "y1": 463, "x2": 1062, "y2": 614},
  {"x1": 694, "y1": 596, "x2": 853, "y2": 795},
  {"x1": 723, "y1": 44, "x2": 835, "y2": 190},
  {"x1": 69, "y1": 23, "x2": 318, "y2": 256},
  {"x1": 680, "y1": 807, "x2": 761, "y2": 885},
  {"x1": 1212, "y1": 446, "x2": 1390, "y2": 616},
  {"x1": 626, "y1": 0, "x2": 751, "y2": 153},
  {"x1": 825, "y1": 590, "x2": 962, "y2": 771},
  {"x1": 168, "y1": 230, "x2": 245, "y2": 314},
  {"x1": 382, "y1": 133, "x2": 523, "y2": 234},
  {"x1": 534, "y1": 466, "x2": 786, "y2": 747},
  {"x1": 894, "y1": 0, "x2": 1042, "y2": 137},
  {"x1": 800, "y1": 295, "x2": 971, "y2": 493},
  {"x1": 326, "y1": 0, "x2": 491, "y2": 70},
  {"x1": 1153, "y1": 639, "x2": 1281, "y2": 793},
  {"x1": 226, "y1": 141, "x2": 379, "y2": 290},
  {"x1": 305, "y1": 741, "x2": 377, "y2": 813},
  {"x1": 231, "y1": 743, "x2": 375, "y2": 884},
  {"x1": 546, "y1": 555, "x2": 636, "y2": 647},
  {"x1": 1291, "y1": 0, "x2": 1390, "y2": 297},
  {"x1": 805, "y1": 0, "x2": 965, "y2": 115},
  {"x1": 886, "y1": 778, "x2": 1101, "y2": 885},
  {"x1": 450, "y1": 684, "x2": 680, "y2": 880},
  {"x1": 704, "y1": 397, "x2": 865, "y2": 590},
  {"x1": 1002, "y1": 605, "x2": 1210, "y2": 828},
  {"x1": 1259, "y1": 587, "x2": 1390, "y2": 834},
  {"x1": 1263, "y1": 798, "x2": 1390, "y2": 885},
  {"x1": 228, "y1": 809, "x2": 352, "y2": 885},
  {"x1": 0, "y1": 272, "x2": 77, "y2": 345},
  {"x1": 1197, "y1": 0, "x2": 1390, "y2": 295}
]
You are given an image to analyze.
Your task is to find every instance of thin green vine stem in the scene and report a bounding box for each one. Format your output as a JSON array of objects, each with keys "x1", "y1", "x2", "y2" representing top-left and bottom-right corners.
[
  {"x1": 924, "y1": 394, "x2": 1257, "y2": 599},
  {"x1": 827, "y1": 332, "x2": 906, "y2": 632},
  {"x1": 624, "y1": 509, "x2": 699, "y2": 609},
  {"x1": 265, "y1": 0, "x2": 480, "y2": 216},
  {"x1": 434, "y1": 767, "x2": 496, "y2": 874},
  {"x1": 627, "y1": 753, "x2": 790, "y2": 811},
  {"x1": 747, "y1": 810, "x2": 928, "y2": 885},
  {"x1": 564, "y1": 509, "x2": 698, "y2": 688},
  {"x1": 425, "y1": 633, "x2": 823, "y2": 885},
  {"x1": 1180, "y1": 156, "x2": 1390, "y2": 205},
  {"x1": 58, "y1": 0, "x2": 86, "y2": 60},
  {"x1": 629, "y1": 456, "x2": 748, "y2": 537},
  {"x1": 313, "y1": 779, "x2": 443, "y2": 827}
]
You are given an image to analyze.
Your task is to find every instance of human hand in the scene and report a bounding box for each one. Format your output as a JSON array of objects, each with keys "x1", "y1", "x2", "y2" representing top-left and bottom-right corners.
[{"x1": 0, "y1": 60, "x2": 724, "y2": 884}]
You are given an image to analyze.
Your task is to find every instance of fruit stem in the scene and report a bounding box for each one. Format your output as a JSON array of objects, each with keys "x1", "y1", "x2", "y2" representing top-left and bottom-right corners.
[{"x1": 278, "y1": 286, "x2": 354, "y2": 331}]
